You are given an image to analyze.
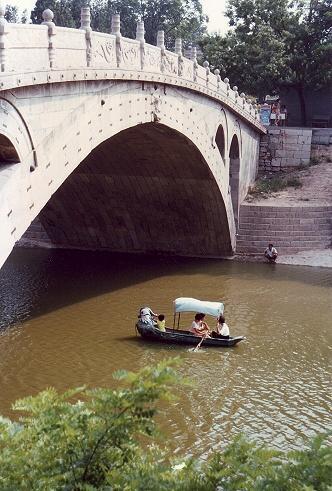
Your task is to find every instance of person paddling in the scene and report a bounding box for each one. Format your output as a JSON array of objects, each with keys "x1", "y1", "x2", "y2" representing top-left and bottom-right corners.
[{"x1": 190, "y1": 313, "x2": 211, "y2": 337}]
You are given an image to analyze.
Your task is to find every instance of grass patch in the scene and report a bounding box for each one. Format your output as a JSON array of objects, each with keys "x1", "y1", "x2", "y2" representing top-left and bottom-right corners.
[
  {"x1": 248, "y1": 175, "x2": 302, "y2": 198},
  {"x1": 309, "y1": 156, "x2": 320, "y2": 165},
  {"x1": 286, "y1": 177, "x2": 302, "y2": 188}
]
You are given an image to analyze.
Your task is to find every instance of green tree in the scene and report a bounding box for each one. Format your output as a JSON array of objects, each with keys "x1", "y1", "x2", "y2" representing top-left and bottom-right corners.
[
  {"x1": 201, "y1": 0, "x2": 332, "y2": 124},
  {"x1": 31, "y1": 0, "x2": 207, "y2": 48},
  {"x1": 20, "y1": 9, "x2": 29, "y2": 23},
  {"x1": 90, "y1": 0, "x2": 207, "y2": 47},
  {"x1": 4, "y1": 4, "x2": 19, "y2": 22},
  {"x1": 200, "y1": 28, "x2": 286, "y2": 99},
  {"x1": 31, "y1": 0, "x2": 77, "y2": 26},
  {"x1": 200, "y1": 0, "x2": 291, "y2": 98},
  {"x1": 282, "y1": 0, "x2": 332, "y2": 124}
]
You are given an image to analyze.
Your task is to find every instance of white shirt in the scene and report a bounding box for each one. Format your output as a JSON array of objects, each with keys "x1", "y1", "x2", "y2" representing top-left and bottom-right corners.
[
  {"x1": 218, "y1": 322, "x2": 229, "y2": 336},
  {"x1": 265, "y1": 247, "x2": 278, "y2": 257},
  {"x1": 140, "y1": 307, "x2": 155, "y2": 323}
]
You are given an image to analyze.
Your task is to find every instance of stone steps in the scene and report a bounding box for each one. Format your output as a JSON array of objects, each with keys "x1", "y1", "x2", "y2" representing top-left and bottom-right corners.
[
  {"x1": 239, "y1": 222, "x2": 331, "y2": 231},
  {"x1": 236, "y1": 204, "x2": 332, "y2": 254}
]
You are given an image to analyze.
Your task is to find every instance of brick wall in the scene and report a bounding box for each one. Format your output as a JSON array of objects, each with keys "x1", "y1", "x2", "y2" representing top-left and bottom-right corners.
[{"x1": 259, "y1": 128, "x2": 312, "y2": 172}]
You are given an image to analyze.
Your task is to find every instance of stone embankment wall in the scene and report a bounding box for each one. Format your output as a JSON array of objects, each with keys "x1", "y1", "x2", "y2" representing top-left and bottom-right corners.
[
  {"x1": 311, "y1": 128, "x2": 332, "y2": 161},
  {"x1": 259, "y1": 128, "x2": 312, "y2": 172},
  {"x1": 236, "y1": 205, "x2": 332, "y2": 255},
  {"x1": 259, "y1": 127, "x2": 332, "y2": 172}
]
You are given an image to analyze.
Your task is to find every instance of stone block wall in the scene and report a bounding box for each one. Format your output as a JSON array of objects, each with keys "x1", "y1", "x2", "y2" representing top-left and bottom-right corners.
[
  {"x1": 259, "y1": 128, "x2": 312, "y2": 172},
  {"x1": 311, "y1": 128, "x2": 332, "y2": 145},
  {"x1": 236, "y1": 204, "x2": 332, "y2": 254}
]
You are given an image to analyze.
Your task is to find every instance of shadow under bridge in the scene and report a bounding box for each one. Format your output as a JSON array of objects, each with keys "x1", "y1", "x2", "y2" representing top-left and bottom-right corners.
[{"x1": 38, "y1": 123, "x2": 232, "y2": 257}]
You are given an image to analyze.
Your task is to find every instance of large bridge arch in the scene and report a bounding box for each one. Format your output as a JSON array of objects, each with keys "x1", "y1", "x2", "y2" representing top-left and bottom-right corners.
[
  {"x1": 37, "y1": 122, "x2": 232, "y2": 256},
  {"x1": 0, "y1": 76, "x2": 262, "y2": 268}
]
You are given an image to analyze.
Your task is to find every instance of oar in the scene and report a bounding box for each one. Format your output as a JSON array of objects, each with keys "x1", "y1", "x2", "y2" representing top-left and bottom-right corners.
[{"x1": 193, "y1": 334, "x2": 206, "y2": 352}]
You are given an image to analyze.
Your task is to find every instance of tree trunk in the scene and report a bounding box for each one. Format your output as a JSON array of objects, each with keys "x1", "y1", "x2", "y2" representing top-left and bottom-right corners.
[{"x1": 296, "y1": 84, "x2": 307, "y2": 127}]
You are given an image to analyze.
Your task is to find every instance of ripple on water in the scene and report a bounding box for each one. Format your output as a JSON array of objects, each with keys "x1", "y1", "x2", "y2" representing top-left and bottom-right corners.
[{"x1": 0, "y1": 249, "x2": 331, "y2": 457}]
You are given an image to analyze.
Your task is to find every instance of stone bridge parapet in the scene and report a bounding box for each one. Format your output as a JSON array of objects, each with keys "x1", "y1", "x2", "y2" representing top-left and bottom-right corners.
[{"x1": 0, "y1": 6, "x2": 264, "y2": 134}]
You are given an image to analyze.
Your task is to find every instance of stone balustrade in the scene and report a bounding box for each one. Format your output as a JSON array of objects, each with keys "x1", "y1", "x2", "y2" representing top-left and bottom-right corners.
[{"x1": 0, "y1": 7, "x2": 264, "y2": 133}]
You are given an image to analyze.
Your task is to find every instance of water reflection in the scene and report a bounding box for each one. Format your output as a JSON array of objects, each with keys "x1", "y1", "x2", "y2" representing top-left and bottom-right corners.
[{"x1": 0, "y1": 248, "x2": 331, "y2": 457}]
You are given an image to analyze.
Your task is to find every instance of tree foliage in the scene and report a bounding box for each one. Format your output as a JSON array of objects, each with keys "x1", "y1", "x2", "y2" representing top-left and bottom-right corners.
[
  {"x1": 31, "y1": 0, "x2": 79, "y2": 27},
  {"x1": 200, "y1": 0, "x2": 332, "y2": 123},
  {"x1": 31, "y1": 0, "x2": 207, "y2": 47},
  {"x1": 0, "y1": 358, "x2": 331, "y2": 490},
  {"x1": 4, "y1": 5, "x2": 19, "y2": 23}
]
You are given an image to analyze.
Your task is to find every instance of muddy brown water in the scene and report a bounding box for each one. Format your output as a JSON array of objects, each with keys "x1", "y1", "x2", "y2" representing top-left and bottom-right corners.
[{"x1": 0, "y1": 248, "x2": 331, "y2": 458}]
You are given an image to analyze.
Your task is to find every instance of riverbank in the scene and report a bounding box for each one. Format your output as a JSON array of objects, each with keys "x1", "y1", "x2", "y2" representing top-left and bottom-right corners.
[
  {"x1": 235, "y1": 249, "x2": 332, "y2": 268},
  {"x1": 238, "y1": 156, "x2": 332, "y2": 267}
]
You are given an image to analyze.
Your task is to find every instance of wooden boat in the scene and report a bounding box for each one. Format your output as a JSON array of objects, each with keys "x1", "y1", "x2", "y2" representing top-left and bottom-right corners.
[
  {"x1": 136, "y1": 297, "x2": 245, "y2": 348},
  {"x1": 136, "y1": 322, "x2": 244, "y2": 347}
]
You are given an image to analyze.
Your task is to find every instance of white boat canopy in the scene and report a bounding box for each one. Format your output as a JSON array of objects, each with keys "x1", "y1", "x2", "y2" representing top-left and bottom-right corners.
[{"x1": 174, "y1": 297, "x2": 224, "y2": 317}]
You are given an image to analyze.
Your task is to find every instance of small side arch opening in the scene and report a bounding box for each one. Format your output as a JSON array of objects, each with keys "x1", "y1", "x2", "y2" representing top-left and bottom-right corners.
[
  {"x1": 0, "y1": 134, "x2": 20, "y2": 167},
  {"x1": 229, "y1": 135, "x2": 240, "y2": 227},
  {"x1": 215, "y1": 125, "x2": 225, "y2": 163}
]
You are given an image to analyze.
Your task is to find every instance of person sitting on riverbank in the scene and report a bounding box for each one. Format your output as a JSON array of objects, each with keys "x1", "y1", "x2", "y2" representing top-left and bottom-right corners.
[
  {"x1": 139, "y1": 306, "x2": 157, "y2": 325},
  {"x1": 190, "y1": 313, "x2": 211, "y2": 337},
  {"x1": 156, "y1": 314, "x2": 166, "y2": 331},
  {"x1": 264, "y1": 243, "x2": 278, "y2": 263},
  {"x1": 212, "y1": 314, "x2": 230, "y2": 338}
]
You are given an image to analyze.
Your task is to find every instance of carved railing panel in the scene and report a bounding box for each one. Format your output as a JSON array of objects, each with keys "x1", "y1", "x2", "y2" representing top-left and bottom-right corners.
[
  {"x1": 0, "y1": 8, "x2": 264, "y2": 131},
  {"x1": 93, "y1": 33, "x2": 117, "y2": 67},
  {"x1": 162, "y1": 50, "x2": 178, "y2": 76},
  {"x1": 121, "y1": 38, "x2": 140, "y2": 70},
  {"x1": 144, "y1": 45, "x2": 161, "y2": 73}
]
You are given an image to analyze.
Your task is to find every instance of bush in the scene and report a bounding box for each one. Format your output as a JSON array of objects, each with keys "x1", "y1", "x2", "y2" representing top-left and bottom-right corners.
[
  {"x1": 248, "y1": 175, "x2": 302, "y2": 198},
  {"x1": 286, "y1": 177, "x2": 302, "y2": 188},
  {"x1": 0, "y1": 359, "x2": 331, "y2": 490},
  {"x1": 310, "y1": 156, "x2": 320, "y2": 165}
]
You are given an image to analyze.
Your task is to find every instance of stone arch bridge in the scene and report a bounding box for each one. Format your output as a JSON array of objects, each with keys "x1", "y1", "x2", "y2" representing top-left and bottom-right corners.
[{"x1": 0, "y1": 7, "x2": 265, "y2": 269}]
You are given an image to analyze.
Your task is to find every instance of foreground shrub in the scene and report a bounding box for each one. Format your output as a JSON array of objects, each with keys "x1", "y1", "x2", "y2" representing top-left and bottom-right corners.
[{"x1": 0, "y1": 359, "x2": 330, "y2": 490}]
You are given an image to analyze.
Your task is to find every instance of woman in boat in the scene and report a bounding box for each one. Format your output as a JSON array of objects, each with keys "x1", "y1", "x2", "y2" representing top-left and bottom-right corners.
[
  {"x1": 213, "y1": 314, "x2": 230, "y2": 337},
  {"x1": 190, "y1": 313, "x2": 211, "y2": 337}
]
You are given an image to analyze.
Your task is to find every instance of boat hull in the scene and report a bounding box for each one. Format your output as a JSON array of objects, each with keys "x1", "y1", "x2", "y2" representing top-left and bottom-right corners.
[{"x1": 136, "y1": 322, "x2": 245, "y2": 347}]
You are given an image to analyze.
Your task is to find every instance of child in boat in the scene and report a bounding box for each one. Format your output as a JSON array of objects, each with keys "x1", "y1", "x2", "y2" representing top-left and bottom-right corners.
[
  {"x1": 190, "y1": 313, "x2": 211, "y2": 337},
  {"x1": 213, "y1": 314, "x2": 230, "y2": 337},
  {"x1": 156, "y1": 314, "x2": 166, "y2": 331}
]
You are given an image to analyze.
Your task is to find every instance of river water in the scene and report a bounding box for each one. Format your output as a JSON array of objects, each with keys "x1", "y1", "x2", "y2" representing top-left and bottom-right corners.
[{"x1": 0, "y1": 248, "x2": 331, "y2": 458}]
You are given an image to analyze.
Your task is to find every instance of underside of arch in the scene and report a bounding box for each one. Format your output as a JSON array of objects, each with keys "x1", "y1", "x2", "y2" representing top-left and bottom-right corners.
[
  {"x1": 36, "y1": 123, "x2": 232, "y2": 257},
  {"x1": 0, "y1": 134, "x2": 20, "y2": 165},
  {"x1": 229, "y1": 134, "x2": 240, "y2": 228}
]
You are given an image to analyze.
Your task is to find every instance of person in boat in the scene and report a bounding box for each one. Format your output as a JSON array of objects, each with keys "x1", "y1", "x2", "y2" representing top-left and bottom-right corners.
[
  {"x1": 156, "y1": 314, "x2": 166, "y2": 332},
  {"x1": 139, "y1": 307, "x2": 157, "y2": 325},
  {"x1": 264, "y1": 243, "x2": 278, "y2": 263},
  {"x1": 212, "y1": 314, "x2": 230, "y2": 338},
  {"x1": 190, "y1": 313, "x2": 211, "y2": 337}
]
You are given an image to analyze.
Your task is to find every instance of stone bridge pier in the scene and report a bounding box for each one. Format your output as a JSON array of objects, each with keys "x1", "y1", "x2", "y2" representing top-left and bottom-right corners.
[{"x1": 0, "y1": 7, "x2": 265, "y2": 268}]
